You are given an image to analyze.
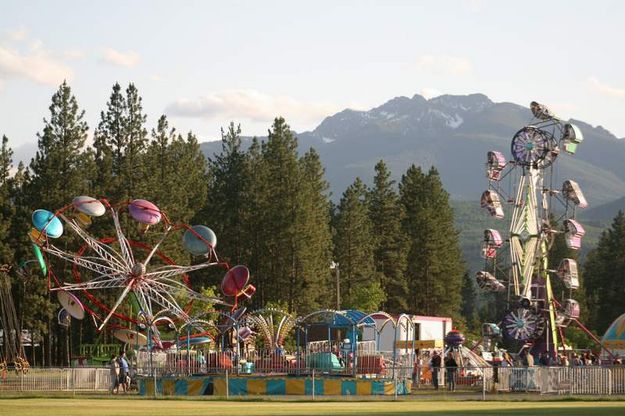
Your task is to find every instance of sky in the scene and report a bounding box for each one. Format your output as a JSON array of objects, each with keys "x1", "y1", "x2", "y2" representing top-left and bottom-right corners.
[{"x1": 1, "y1": 0, "x2": 624, "y2": 164}]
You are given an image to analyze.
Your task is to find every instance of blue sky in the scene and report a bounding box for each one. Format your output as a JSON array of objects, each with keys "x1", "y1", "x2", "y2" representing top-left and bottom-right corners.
[{"x1": 1, "y1": 0, "x2": 624, "y2": 163}]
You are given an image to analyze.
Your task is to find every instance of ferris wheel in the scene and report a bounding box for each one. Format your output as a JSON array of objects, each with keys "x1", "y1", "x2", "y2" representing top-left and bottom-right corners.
[
  {"x1": 478, "y1": 101, "x2": 587, "y2": 353},
  {"x1": 28, "y1": 197, "x2": 254, "y2": 344}
]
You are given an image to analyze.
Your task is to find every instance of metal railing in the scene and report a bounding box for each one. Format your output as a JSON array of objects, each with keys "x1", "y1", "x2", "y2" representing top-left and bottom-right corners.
[
  {"x1": 135, "y1": 348, "x2": 414, "y2": 378},
  {"x1": 1, "y1": 364, "x2": 625, "y2": 396},
  {"x1": 0, "y1": 367, "x2": 111, "y2": 392}
]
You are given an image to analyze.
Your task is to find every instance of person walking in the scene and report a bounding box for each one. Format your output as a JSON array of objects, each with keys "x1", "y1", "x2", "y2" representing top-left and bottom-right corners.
[
  {"x1": 430, "y1": 351, "x2": 442, "y2": 390},
  {"x1": 444, "y1": 352, "x2": 458, "y2": 392},
  {"x1": 118, "y1": 351, "x2": 129, "y2": 393},
  {"x1": 412, "y1": 349, "x2": 423, "y2": 387},
  {"x1": 109, "y1": 354, "x2": 120, "y2": 394}
]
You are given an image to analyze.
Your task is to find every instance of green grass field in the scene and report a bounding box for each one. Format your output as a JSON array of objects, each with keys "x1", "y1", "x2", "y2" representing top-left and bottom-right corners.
[{"x1": 1, "y1": 398, "x2": 625, "y2": 416}]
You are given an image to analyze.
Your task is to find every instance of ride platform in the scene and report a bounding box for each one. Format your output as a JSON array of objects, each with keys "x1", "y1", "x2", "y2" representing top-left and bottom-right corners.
[{"x1": 137, "y1": 375, "x2": 411, "y2": 396}]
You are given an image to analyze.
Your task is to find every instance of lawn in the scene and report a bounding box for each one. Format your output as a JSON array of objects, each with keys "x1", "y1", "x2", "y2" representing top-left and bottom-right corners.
[{"x1": 1, "y1": 398, "x2": 625, "y2": 416}]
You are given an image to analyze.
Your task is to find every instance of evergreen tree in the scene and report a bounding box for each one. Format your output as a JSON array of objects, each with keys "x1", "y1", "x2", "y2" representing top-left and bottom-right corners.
[
  {"x1": 368, "y1": 160, "x2": 408, "y2": 312},
  {"x1": 93, "y1": 82, "x2": 148, "y2": 201},
  {"x1": 27, "y1": 81, "x2": 89, "y2": 365},
  {"x1": 122, "y1": 83, "x2": 148, "y2": 198},
  {"x1": 0, "y1": 136, "x2": 14, "y2": 265},
  {"x1": 584, "y1": 211, "x2": 625, "y2": 332},
  {"x1": 242, "y1": 138, "x2": 268, "y2": 307},
  {"x1": 460, "y1": 272, "x2": 480, "y2": 332},
  {"x1": 334, "y1": 178, "x2": 385, "y2": 312},
  {"x1": 93, "y1": 83, "x2": 123, "y2": 197},
  {"x1": 400, "y1": 166, "x2": 465, "y2": 317},
  {"x1": 204, "y1": 123, "x2": 249, "y2": 264},
  {"x1": 293, "y1": 149, "x2": 333, "y2": 311},
  {"x1": 257, "y1": 118, "x2": 303, "y2": 312},
  {"x1": 29, "y1": 81, "x2": 90, "y2": 207}
]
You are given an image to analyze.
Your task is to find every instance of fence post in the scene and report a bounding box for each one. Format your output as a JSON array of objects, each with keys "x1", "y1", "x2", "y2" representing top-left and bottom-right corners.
[
  {"x1": 312, "y1": 369, "x2": 315, "y2": 400},
  {"x1": 225, "y1": 369, "x2": 229, "y2": 399},
  {"x1": 393, "y1": 372, "x2": 398, "y2": 401},
  {"x1": 482, "y1": 367, "x2": 486, "y2": 401},
  {"x1": 153, "y1": 371, "x2": 157, "y2": 398}
]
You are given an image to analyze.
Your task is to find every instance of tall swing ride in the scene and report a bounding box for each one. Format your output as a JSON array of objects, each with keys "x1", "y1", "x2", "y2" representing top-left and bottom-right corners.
[{"x1": 478, "y1": 101, "x2": 598, "y2": 356}]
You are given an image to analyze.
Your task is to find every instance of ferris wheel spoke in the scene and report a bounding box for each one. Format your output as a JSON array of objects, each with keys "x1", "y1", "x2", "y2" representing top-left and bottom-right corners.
[
  {"x1": 144, "y1": 262, "x2": 221, "y2": 281},
  {"x1": 59, "y1": 214, "x2": 128, "y2": 272},
  {"x1": 98, "y1": 278, "x2": 136, "y2": 331},
  {"x1": 134, "y1": 287, "x2": 152, "y2": 316},
  {"x1": 42, "y1": 244, "x2": 126, "y2": 276},
  {"x1": 111, "y1": 209, "x2": 135, "y2": 266},
  {"x1": 150, "y1": 278, "x2": 226, "y2": 304},
  {"x1": 143, "y1": 285, "x2": 189, "y2": 320},
  {"x1": 56, "y1": 275, "x2": 128, "y2": 291},
  {"x1": 143, "y1": 226, "x2": 172, "y2": 267}
]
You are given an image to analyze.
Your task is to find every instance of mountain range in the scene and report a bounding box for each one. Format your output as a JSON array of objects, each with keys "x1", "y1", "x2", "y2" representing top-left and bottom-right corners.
[
  {"x1": 200, "y1": 93, "x2": 625, "y2": 273},
  {"x1": 201, "y1": 93, "x2": 625, "y2": 207}
]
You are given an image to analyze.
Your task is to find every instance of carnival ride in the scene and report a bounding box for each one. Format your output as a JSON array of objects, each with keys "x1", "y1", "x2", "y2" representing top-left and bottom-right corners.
[
  {"x1": 27, "y1": 197, "x2": 256, "y2": 358},
  {"x1": 477, "y1": 101, "x2": 606, "y2": 357},
  {"x1": 0, "y1": 265, "x2": 29, "y2": 374}
]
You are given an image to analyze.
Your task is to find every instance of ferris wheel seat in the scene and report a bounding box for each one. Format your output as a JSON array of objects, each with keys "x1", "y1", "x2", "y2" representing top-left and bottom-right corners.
[
  {"x1": 562, "y1": 124, "x2": 584, "y2": 154},
  {"x1": 564, "y1": 219, "x2": 585, "y2": 250},
  {"x1": 562, "y1": 180, "x2": 588, "y2": 208},
  {"x1": 32, "y1": 209, "x2": 63, "y2": 238},
  {"x1": 182, "y1": 225, "x2": 217, "y2": 255},
  {"x1": 475, "y1": 271, "x2": 506, "y2": 292},
  {"x1": 530, "y1": 101, "x2": 557, "y2": 120},
  {"x1": 129, "y1": 199, "x2": 162, "y2": 225},
  {"x1": 57, "y1": 290, "x2": 86, "y2": 320},
  {"x1": 482, "y1": 323, "x2": 501, "y2": 338},
  {"x1": 557, "y1": 258, "x2": 579, "y2": 289},
  {"x1": 480, "y1": 191, "x2": 504, "y2": 218},
  {"x1": 221, "y1": 265, "x2": 251, "y2": 297},
  {"x1": 486, "y1": 151, "x2": 506, "y2": 180},
  {"x1": 564, "y1": 299, "x2": 580, "y2": 319},
  {"x1": 72, "y1": 196, "x2": 106, "y2": 217},
  {"x1": 481, "y1": 229, "x2": 503, "y2": 258},
  {"x1": 112, "y1": 328, "x2": 148, "y2": 346}
]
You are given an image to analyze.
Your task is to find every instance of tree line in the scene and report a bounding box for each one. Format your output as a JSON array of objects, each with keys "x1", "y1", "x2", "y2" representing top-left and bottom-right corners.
[{"x1": 1, "y1": 81, "x2": 621, "y2": 366}]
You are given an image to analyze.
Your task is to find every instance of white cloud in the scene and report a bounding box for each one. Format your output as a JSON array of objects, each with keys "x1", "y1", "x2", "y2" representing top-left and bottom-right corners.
[
  {"x1": 166, "y1": 89, "x2": 338, "y2": 124},
  {"x1": 588, "y1": 77, "x2": 625, "y2": 98},
  {"x1": 101, "y1": 48, "x2": 140, "y2": 68},
  {"x1": 149, "y1": 74, "x2": 164, "y2": 81},
  {"x1": 63, "y1": 49, "x2": 85, "y2": 60},
  {"x1": 0, "y1": 41, "x2": 73, "y2": 86},
  {"x1": 7, "y1": 28, "x2": 27, "y2": 41},
  {"x1": 420, "y1": 87, "x2": 442, "y2": 99},
  {"x1": 415, "y1": 54, "x2": 472, "y2": 76}
]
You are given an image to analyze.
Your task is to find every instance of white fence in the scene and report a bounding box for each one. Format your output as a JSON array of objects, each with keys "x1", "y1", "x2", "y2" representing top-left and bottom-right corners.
[
  {"x1": 1, "y1": 365, "x2": 625, "y2": 395},
  {"x1": 0, "y1": 368, "x2": 111, "y2": 392}
]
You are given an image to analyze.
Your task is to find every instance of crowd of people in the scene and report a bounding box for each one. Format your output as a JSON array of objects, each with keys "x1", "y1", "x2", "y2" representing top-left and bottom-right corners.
[{"x1": 412, "y1": 348, "x2": 624, "y2": 392}]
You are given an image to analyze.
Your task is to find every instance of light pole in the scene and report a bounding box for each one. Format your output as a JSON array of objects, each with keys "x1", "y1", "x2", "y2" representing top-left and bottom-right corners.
[{"x1": 330, "y1": 261, "x2": 340, "y2": 310}]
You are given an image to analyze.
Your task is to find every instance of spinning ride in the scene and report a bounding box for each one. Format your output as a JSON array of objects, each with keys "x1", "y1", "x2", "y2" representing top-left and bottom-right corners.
[
  {"x1": 478, "y1": 101, "x2": 590, "y2": 355},
  {"x1": 28, "y1": 197, "x2": 247, "y2": 344}
]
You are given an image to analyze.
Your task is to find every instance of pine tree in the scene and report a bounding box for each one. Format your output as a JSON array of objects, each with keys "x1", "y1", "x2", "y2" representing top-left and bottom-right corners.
[
  {"x1": 93, "y1": 83, "x2": 123, "y2": 197},
  {"x1": 293, "y1": 149, "x2": 333, "y2": 311},
  {"x1": 27, "y1": 81, "x2": 89, "y2": 365},
  {"x1": 257, "y1": 118, "x2": 302, "y2": 313},
  {"x1": 93, "y1": 82, "x2": 148, "y2": 201},
  {"x1": 334, "y1": 178, "x2": 385, "y2": 312},
  {"x1": 122, "y1": 83, "x2": 148, "y2": 199},
  {"x1": 400, "y1": 166, "x2": 465, "y2": 317},
  {"x1": 584, "y1": 211, "x2": 625, "y2": 332},
  {"x1": 460, "y1": 272, "x2": 481, "y2": 332},
  {"x1": 368, "y1": 160, "x2": 408, "y2": 312},
  {"x1": 204, "y1": 123, "x2": 249, "y2": 264},
  {"x1": 0, "y1": 136, "x2": 14, "y2": 265}
]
